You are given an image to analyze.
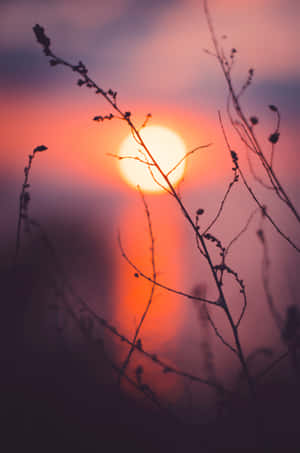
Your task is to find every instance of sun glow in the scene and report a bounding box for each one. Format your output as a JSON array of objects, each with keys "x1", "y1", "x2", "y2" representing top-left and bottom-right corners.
[{"x1": 118, "y1": 125, "x2": 187, "y2": 193}]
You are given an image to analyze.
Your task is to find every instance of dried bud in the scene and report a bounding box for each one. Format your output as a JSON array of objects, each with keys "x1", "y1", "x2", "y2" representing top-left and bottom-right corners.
[
  {"x1": 33, "y1": 24, "x2": 50, "y2": 50},
  {"x1": 230, "y1": 150, "x2": 238, "y2": 162},
  {"x1": 269, "y1": 132, "x2": 280, "y2": 144},
  {"x1": 269, "y1": 104, "x2": 278, "y2": 112},
  {"x1": 135, "y1": 365, "x2": 143, "y2": 376},
  {"x1": 33, "y1": 145, "x2": 47, "y2": 153},
  {"x1": 135, "y1": 339, "x2": 142, "y2": 350},
  {"x1": 257, "y1": 229, "x2": 264, "y2": 243},
  {"x1": 250, "y1": 116, "x2": 258, "y2": 125}
]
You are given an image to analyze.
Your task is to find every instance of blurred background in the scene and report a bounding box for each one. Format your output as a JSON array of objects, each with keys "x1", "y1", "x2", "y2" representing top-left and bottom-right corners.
[{"x1": 1, "y1": 0, "x2": 300, "y2": 449}]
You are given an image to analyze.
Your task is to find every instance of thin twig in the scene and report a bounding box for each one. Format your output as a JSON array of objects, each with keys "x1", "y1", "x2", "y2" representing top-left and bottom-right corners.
[
  {"x1": 203, "y1": 3, "x2": 300, "y2": 229},
  {"x1": 118, "y1": 232, "x2": 219, "y2": 306},
  {"x1": 203, "y1": 174, "x2": 238, "y2": 235},
  {"x1": 217, "y1": 111, "x2": 300, "y2": 253},
  {"x1": 166, "y1": 143, "x2": 212, "y2": 177},
  {"x1": 50, "y1": 274, "x2": 176, "y2": 418},
  {"x1": 107, "y1": 153, "x2": 156, "y2": 166},
  {"x1": 118, "y1": 188, "x2": 157, "y2": 385},
  {"x1": 256, "y1": 351, "x2": 289, "y2": 381},
  {"x1": 225, "y1": 208, "x2": 258, "y2": 257},
  {"x1": 27, "y1": 218, "x2": 230, "y2": 394},
  {"x1": 257, "y1": 226, "x2": 283, "y2": 331},
  {"x1": 13, "y1": 145, "x2": 47, "y2": 270},
  {"x1": 239, "y1": 167, "x2": 300, "y2": 252},
  {"x1": 34, "y1": 23, "x2": 254, "y2": 399},
  {"x1": 206, "y1": 309, "x2": 238, "y2": 355}
]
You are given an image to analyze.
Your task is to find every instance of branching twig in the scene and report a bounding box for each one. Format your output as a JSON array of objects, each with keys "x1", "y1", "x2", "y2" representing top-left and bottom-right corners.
[
  {"x1": 13, "y1": 145, "x2": 47, "y2": 270},
  {"x1": 33, "y1": 21, "x2": 261, "y2": 407},
  {"x1": 206, "y1": 309, "x2": 238, "y2": 355},
  {"x1": 118, "y1": 232, "x2": 219, "y2": 306},
  {"x1": 25, "y1": 217, "x2": 230, "y2": 395},
  {"x1": 204, "y1": 1, "x2": 300, "y2": 239},
  {"x1": 48, "y1": 272, "x2": 175, "y2": 417},
  {"x1": 225, "y1": 208, "x2": 258, "y2": 258},
  {"x1": 166, "y1": 143, "x2": 212, "y2": 177},
  {"x1": 203, "y1": 173, "x2": 238, "y2": 235},
  {"x1": 107, "y1": 153, "x2": 156, "y2": 167},
  {"x1": 256, "y1": 350, "x2": 289, "y2": 381},
  {"x1": 217, "y1": 111, "x2": 300, "y2": 253},
  {"x1": 118, "y1": 187, "x2": 157, "y2": 386}
]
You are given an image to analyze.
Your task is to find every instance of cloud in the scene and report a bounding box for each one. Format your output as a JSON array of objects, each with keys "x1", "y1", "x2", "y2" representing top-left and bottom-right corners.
[
  {"x1": 0, "y1": 0, "x2": 132, "y2": 51},
  {"x1": 1, "y1": 0, "x2": 298, "y2": 113}
]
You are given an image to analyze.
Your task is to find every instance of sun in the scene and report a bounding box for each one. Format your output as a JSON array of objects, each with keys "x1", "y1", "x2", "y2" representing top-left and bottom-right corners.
[{"x1": 118, "y1": 125, "x2": 187, "y2": 193}]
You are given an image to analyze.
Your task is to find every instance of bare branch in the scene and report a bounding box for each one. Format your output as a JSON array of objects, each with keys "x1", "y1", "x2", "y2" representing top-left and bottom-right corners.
[
  {"x1": 107, "y1": 152, "x2": 156, "y2": 167},
  {"x1": 118, "y1": 188, "x2": 157, "y2": 385},
  {"x1": 225, "y1": 208, "x2": 258, "y2": 257},
  {"x1": 206, "y1": 309, "x2": 238, "y2": 356},
  {"x1": 118, "y1": 232, "x2": 219, "y2": 307},
  {"x1": 217, "y1": 112, "x2": 300, "y2": 253},
  {"x1": 203, "y1": 174, "x2": 238, "y2": 235},
  {"x1": 166, "y1": 143, "x2": 212, "y2": 177},
  {"x1": 256, "y1": 351, "x2": 289, "y2": 381},
  {"x1": 13, "y1": 145, "x2": 47, "y2": 271}
]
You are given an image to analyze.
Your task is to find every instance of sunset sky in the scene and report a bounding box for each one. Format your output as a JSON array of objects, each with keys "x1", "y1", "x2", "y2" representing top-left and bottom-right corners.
[
  {"x1": 2, "y1": 0, "x2": 300, "y2": 419},
  {"x1": 1, "y1": 0, "x2": 299, "y2": 191}
]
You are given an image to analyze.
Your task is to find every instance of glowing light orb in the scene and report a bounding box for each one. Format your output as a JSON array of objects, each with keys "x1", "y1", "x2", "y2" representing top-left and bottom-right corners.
[{"x1": 118, "y1": 125, "x2": 187, "y2": 193}]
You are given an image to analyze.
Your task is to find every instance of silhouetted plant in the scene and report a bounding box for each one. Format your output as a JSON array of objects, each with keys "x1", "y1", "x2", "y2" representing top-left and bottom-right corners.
[
  {"x1": 203, "y1": 0, "x2": 300, "y2": 252},
  {"x1": 13, "y1": 3, "x2": 299, "y2": 448}
]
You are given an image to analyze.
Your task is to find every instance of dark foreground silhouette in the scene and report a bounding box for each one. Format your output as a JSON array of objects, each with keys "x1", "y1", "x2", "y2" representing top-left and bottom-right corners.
[{"x1": 1, "y1": 219, "x2": 300, "y2": 452}]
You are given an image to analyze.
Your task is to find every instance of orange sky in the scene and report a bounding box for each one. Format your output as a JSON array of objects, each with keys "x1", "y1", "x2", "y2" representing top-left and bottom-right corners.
[
  {"x1": 1, "y1": 0, "x2": 299, "y2": 190},
  {"x1": 2, "y1": 0, "x2": 300, "y2": 405}
]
